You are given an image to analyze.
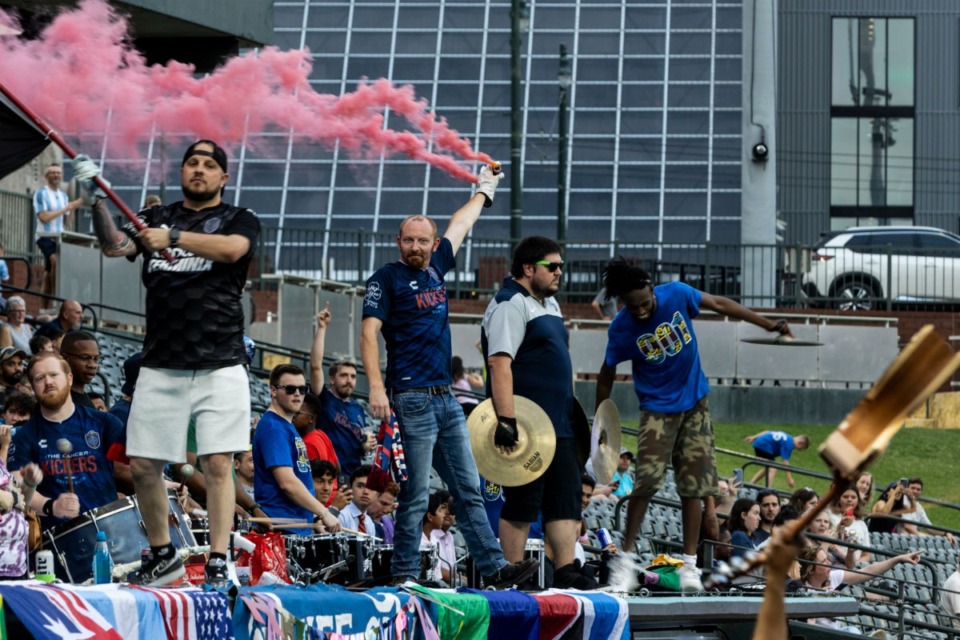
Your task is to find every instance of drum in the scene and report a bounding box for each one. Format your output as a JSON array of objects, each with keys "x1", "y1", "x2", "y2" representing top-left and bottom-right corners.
[
  {"x1": 284, "y1": 533, "x2": 373, "y2": 585},
  {"x1": 369, "y1": 544, "x2": 394, "y2": 581},
  {"x1": 166, "y1": 490, "x2": 197, "y2": 549},
  {"x1": 42, "y1": 493, "x2": 197, "y2": 584},
  {"x1": 190, "y1": 516, "x2": 209, "y2": 547}
]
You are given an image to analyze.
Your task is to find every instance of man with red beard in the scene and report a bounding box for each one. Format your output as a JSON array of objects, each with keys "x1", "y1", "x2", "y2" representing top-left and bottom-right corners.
[{"x1": 9, "y1": 352, "x2": 127, "y2": 530}]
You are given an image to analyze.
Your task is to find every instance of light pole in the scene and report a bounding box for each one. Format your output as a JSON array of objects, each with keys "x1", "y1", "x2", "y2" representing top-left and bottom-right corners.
[
  {"x1": 557, "y1": 44, "x2": 572, "y2": 243},
  {"x1": 510, "y1": 0, "x2": 529, "y2": 247}
]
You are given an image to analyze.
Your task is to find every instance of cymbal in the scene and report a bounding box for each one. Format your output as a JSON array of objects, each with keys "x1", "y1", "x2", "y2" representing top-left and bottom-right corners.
[
  {"x1": 571, "y1": 398, "x2": 591, "y2": 470},
  {"x1": 741, "y1": 336, "x2": 823, "y2": 347},
  {"x1": 467, "y1": 397, "x2": 557, "y2": 487},
  {"x1": 590, "y1": 399, "x2": 621, "y2": 484}
]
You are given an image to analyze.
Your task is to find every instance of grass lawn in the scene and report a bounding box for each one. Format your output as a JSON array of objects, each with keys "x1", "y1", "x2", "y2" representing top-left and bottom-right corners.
[{"x1": 620, "y1": 422, "x2": 960, "y2": 532}]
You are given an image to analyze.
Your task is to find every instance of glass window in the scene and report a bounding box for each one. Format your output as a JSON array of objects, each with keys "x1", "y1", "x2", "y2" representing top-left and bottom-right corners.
[
  {"x1": 831, "y1": 118, "x2": 858, "y2": 206},
  {"x1": 831, "y1": 18, "x2": 913, "y2": 108}
]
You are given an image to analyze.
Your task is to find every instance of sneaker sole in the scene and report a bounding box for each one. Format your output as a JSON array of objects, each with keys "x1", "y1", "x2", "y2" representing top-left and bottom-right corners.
[{"x1": 146, "y1": 564, "x2": 186, "y2": 587}]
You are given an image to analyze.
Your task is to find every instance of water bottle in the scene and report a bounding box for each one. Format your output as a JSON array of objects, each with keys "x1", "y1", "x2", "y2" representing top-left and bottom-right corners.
[{"x1": 92, "y1": 531, "x2": 113, "y2": 584}]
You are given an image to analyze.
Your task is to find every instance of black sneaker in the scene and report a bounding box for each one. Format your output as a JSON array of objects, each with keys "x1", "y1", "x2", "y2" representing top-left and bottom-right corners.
[
  {"x1": 483, "y1": 557, "x2": 541, "y2": 590},
  {"x1": 552, "y1": 561, "x2": 598, "y2": 590},
  {"x1": 204, "y1": 557, "x2": 231, "y2": 590},
  {"x1": 127, "y1": 551, "x2": 185, "y2": 587}
]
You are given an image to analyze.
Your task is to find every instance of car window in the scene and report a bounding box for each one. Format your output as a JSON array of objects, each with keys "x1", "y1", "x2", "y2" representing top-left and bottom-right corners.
[
  {"x1": 852, "y1": 233, "x2": 918, "y2": 254},
  {"x1": 917, "y1": 232, "x2": 960, "y2": 257}
]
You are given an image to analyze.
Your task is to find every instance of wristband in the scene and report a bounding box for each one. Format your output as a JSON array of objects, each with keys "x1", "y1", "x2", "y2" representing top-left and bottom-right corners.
[
  {"x1": 42, "y1": 498, "x2": 54, "y2": 517},
  {"x1": 250, "y1": 502, "x2": 262, "y2": 512},
  {"x1": 11, "y1": 491, "x2": 19, "y2": 511}
]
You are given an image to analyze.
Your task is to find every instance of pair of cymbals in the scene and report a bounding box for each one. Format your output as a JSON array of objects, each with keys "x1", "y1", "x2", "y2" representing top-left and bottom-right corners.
[{"x1": 469, "y1": 395, "x2": 623, "y2": 487}]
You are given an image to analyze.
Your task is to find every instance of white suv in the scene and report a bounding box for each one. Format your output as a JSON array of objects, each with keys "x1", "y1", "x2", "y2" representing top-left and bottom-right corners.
[{"x1": 801, "y1": 226, "x2": 960, "y2": 311}]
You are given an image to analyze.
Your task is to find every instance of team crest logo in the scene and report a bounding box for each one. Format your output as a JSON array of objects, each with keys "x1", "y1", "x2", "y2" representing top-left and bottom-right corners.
[
  {"x1": 203, "y1": 217, "x2": 222, "y2": 233},
  {"x1": 483, "y1": 479, "x2": 502, "y2": 502},
  {"x1": 409, "y1": 281, "x2": 418, "y2": 290},
  {"x1": 85, "y1": 431, "x2": 101, "y2": 449},
  {"x1": 364, "y1": 282, "x2": 382, "y2": 308}
]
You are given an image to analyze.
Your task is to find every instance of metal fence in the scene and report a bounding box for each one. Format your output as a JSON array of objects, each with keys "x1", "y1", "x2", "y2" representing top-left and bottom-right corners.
[
  {"x1": 255, "y1": 227, "x2": 805, "y2": 307},
  {"x1": 0, "y1": 189, "x2": 34, "y2": 255}
]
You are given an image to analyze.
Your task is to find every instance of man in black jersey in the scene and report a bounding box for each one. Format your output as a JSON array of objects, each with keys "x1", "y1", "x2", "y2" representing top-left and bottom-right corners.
[{"x1": 75, "y1": 141, "x2": 260, "y2": 588}]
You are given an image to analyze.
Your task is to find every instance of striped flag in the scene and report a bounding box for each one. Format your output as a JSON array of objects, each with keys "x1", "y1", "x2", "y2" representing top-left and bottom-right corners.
[{"x1": 130, "y1": 586, "x2": 232, "y2": 640}]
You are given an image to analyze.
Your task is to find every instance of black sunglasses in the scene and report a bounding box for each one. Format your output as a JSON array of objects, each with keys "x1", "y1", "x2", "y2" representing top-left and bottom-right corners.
[
  {"x1": 535, "y1": 260, "x2": 564, "y2": 273},
  {"x1": 273, "y1": 384, "x2": 308, "y2": 395}
]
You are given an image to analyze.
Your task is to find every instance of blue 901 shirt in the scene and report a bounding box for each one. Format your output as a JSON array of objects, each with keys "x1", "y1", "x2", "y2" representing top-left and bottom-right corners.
[
  {"x1": 604, "y1": 282, "x2": 709, "y2": 413},
  {"x1": 752, "y1": 431, "x2": 796, "y2": 461},
  {"x1": 362, "y1": 238, "x2": 456, "y2": 390},
  {"x1": 252, "y1": 410, "x2": 315, "y2": 535}
]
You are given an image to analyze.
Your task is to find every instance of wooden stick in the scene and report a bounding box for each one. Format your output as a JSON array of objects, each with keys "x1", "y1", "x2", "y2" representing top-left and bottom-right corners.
[{"x1": 247, "y1": 516, "x2": 309, "y2": 524}]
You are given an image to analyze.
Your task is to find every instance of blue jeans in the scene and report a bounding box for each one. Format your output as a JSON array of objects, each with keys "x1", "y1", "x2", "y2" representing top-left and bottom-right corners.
[{"x1": 391, "y1": 390, "x2": 506, "y2": 577}]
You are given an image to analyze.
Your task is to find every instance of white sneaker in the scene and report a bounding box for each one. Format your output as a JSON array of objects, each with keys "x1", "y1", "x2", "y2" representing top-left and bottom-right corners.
[
  {"x1": 678, "y1": 563, "x2": 703, "y2": 594},
  {"x1": 606, "y1": 552, "x2": 641, "y2": 592}
]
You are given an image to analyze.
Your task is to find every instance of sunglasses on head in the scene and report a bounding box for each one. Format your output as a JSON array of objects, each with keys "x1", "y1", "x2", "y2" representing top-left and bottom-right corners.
[
  {"x1": 535, "y1": 260, "x2": 564, "y2": 273},
  {"x1": 273, "y1": 384, "x2": 309, "y2": 395}
]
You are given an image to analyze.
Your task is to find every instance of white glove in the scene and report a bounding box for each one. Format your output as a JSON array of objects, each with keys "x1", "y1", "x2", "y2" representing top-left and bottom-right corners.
[
  {"x1": 475, "y1": 165, "x2": 503, "y2": 208},
  {"x1": 71, "y1": 154, "x2": 109, "y2": 204}
]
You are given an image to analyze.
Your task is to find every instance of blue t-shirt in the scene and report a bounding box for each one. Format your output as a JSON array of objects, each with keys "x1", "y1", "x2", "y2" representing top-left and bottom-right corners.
[
  {"x1": 730, "y1": 529, "x2": 760, "y2": 558},
  {"x1": 252, "y1": 410, "x2": 314, "y2": 535},
  {"x1": 108, "y1": 398, "x2": 132, "y2": 429},
  {"x1": 318, "y1": 387, "x2": 367, "y2": 476},
  {"x1": 604, "y1": 282, "x2": 709, "y2": 413},
  {"x1": 480, "y1": 476, "x2": 543, "y2": 539},
  {"x1": 362, "y1": 238, "x2": 456, "y2": 389},
  {"x1": 752, "y1": 431, "x2": 796, "y2": 461},
  {"x1": 480, "y1": 278, "x2": 574, "y2": 438},
  {"x1": 10, "y1": 406, "x2": 126, "y2": 529}
]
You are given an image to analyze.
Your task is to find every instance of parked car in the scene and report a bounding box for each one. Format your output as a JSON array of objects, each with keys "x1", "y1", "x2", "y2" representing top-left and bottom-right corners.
[{"x1": 801, "y1": 226, "x2": 960, "y2": 311}]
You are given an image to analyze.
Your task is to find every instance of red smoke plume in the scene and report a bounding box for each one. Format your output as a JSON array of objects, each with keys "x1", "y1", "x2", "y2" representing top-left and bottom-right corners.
[{"x1": 0, "y1": 1, "x2": 493, "y2": 182}]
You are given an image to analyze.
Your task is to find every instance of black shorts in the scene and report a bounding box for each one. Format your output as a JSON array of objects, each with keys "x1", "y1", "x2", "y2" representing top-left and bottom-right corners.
[
  {"x1": 753, "y1": 448, "x2": 776, "y2": 461},
  {"x1": 36, "y1": 237, "x2": 58, "y2": 270},
  {"x1": 501, "y1": 437, "x2": 581, "y2": 524}
]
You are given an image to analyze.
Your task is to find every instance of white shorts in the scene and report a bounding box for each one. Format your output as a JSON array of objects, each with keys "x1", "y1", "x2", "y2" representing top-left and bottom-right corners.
[{"x1": 126, "y1": 365, "x2": 251, "y2": 462}]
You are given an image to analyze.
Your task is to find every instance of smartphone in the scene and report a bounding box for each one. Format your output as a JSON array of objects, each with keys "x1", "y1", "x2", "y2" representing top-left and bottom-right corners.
[
  {"x1": 845, "y1": 507, "x2": 854, "y2": 518},
  {"x1": 899, "y1": 478, "x2": 909, "y2": 487},
  {"x1": 339, "y1": 474, "x2": 350, "y2": 488},
  {"x1": 732, "y1": 468, "x2": 744, "y2": 485}
]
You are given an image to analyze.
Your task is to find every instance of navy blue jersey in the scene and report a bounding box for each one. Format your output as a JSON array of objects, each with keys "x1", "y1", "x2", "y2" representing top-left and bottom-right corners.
[
  {"x1": 252, "y1": 410, "x2": 314, "y2": 535},
  {"x1": 317, "y1": 387, "x2": 367, "y2": 476},
  {"x1": 481, "y1": 278, "x2": 574, "y2": 438},
  {"x1": 10, "y1": 406, "x2": 126, "y2": 528},
  {"x1": 362, "y1": 238, "x2": 456, "y2": 389}
]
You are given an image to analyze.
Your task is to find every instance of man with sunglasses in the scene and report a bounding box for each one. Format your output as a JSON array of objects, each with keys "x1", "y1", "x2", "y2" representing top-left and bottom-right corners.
[
  {"x1": 60, "y1": 331, "x2": 101, "y2": 410},
  {"x1": 75, "y1": 141, "x2": 260, "y2": 588},
  {"x1": 252, "y1": 364, "x2": 342, "y2": 536},
  {"x1": 481, "y1": 236, "x2": 594, "y2": 589},
  {"x1": 594, "y1": 257, "x2": 793, "y2": 593},
  {"x1": 361, "y1": 166, "x2": 539, "y2": 589}
]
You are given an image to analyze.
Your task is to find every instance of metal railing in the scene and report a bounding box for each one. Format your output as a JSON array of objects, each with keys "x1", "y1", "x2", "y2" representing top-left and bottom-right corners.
[{"x1": 0, "y1": 189, "x2": 33, "y2": 255}]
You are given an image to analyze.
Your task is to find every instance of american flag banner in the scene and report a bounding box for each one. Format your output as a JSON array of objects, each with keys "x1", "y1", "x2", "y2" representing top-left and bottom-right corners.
[
  {"x1": 0, "y1": 582, "x2": 124, "y2": 640},
  {"x1": 131, "y1": 586, "x2": 232, "y2": 640}
]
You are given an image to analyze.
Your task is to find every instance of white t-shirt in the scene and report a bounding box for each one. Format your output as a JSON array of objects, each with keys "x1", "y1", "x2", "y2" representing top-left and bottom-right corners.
[{"x1": 941, "y1": 570, "x2": 960, "y2": 628}]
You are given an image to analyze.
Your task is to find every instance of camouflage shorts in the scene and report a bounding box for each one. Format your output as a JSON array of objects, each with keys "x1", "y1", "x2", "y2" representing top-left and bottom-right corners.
[{"x1": 631, "y1": 396, "x2": 718, "y2": 499}]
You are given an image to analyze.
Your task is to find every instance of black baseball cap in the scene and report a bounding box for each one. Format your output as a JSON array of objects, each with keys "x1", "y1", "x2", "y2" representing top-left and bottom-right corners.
[{"x1": 181, "y1": 140, "x2": 228, "y2": 173}]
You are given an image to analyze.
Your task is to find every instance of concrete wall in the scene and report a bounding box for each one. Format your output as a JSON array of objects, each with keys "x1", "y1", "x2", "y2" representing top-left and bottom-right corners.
[{"x1": 574, "y1": 380, "x2": 864, "y2": 427}]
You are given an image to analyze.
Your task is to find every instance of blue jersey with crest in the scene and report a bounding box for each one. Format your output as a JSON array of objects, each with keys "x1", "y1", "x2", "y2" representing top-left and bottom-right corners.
[
  {"x1": 252, "y1": 410, "x2": 314, "y2": 535},
  {"x1": 10, "y1": 406, "x2": 126, "y2": 529},
  {"x1": 604, "y1": 282, "x2": 709, "y2": 413},
  {"x1": 362, "y1": 238, "x2": 456, "y2": 390}
]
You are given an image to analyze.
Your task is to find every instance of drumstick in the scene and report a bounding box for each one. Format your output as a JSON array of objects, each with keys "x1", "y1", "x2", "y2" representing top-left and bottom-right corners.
[
  {"x1": 178, "y1": 463, "x2": 195, "y2": 493},
  {"x1": 56, "y1": 439, "x2": 74, "y2": 494},
  {"x1": 248, "y1": 516, "x2": 311, "y2": 524}
]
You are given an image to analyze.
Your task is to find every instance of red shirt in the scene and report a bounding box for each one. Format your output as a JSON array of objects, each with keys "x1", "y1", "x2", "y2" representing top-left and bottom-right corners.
[{"x1": 302, "y1": 429, "x2": 340, "y2": 506}]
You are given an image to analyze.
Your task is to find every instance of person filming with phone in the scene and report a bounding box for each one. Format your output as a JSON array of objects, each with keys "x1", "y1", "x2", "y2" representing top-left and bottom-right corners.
[{"x1": 869, "y1": 478, "x2": 916, "y2": 534}]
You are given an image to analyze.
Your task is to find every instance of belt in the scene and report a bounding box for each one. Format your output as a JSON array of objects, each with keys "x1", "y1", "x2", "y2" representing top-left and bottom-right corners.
[{"x1": 392, "y1": 385, "x2": 451, "y2": 396}]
